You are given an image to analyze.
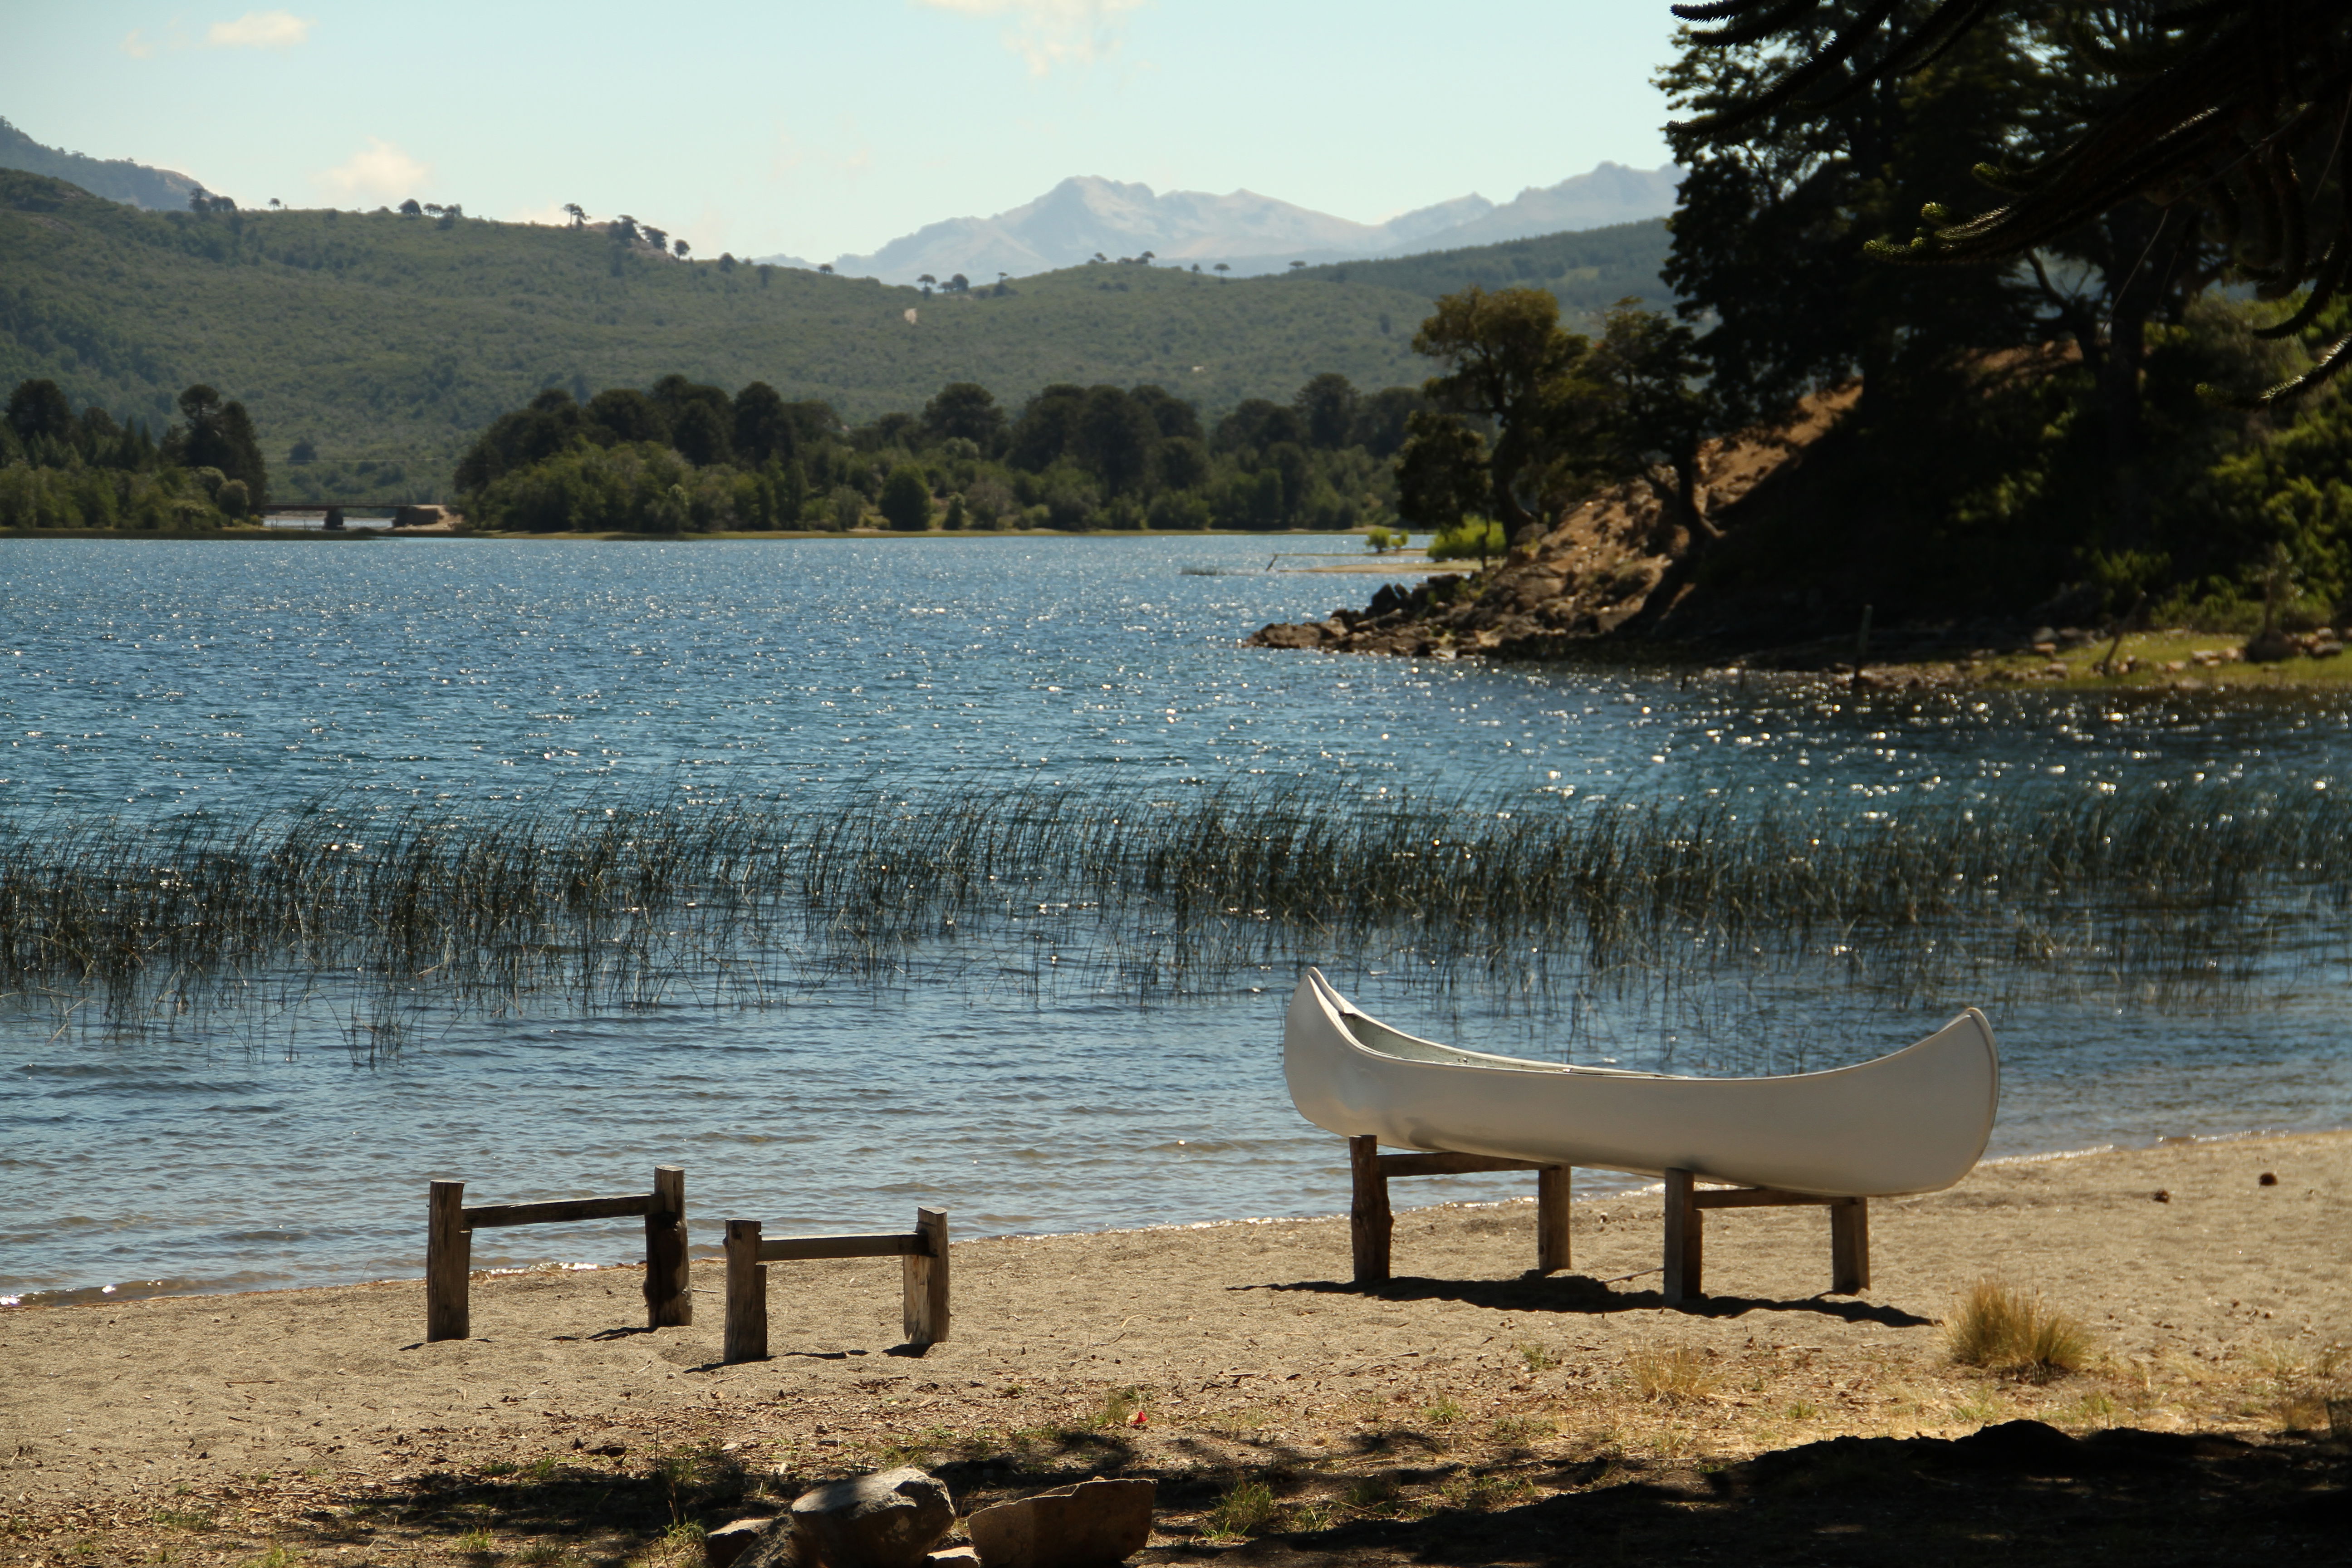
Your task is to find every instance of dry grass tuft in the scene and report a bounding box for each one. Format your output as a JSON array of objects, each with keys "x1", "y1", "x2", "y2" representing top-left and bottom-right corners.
[
  {"x1": 1946, "y1": 1279, "x2": 2094, "y2": 1381},
  {"x1": 1629, "y1": 1347, "x2": 1718, "y2": 1403}
]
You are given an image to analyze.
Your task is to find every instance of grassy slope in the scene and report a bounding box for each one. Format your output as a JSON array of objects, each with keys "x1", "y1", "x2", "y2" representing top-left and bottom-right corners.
[
  {"x1": 1287, "y1": 219, "x2": 1675, "y2": 323},
  {"x1": 0, "y1": 171, "x2": 1671, "y2": 500}
]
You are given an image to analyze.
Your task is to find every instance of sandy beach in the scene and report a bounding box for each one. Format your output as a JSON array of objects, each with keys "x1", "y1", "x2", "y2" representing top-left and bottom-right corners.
[{"x1": 4, "y1": 1131, "x2": 2345, "y2": 1565}]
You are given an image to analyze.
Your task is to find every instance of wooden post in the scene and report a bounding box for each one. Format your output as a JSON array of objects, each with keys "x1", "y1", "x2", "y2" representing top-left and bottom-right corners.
[
  {"x1": 723, "y1": 1218, "x2": 767, "y2": 1364},
  {"x1": 1661, "y1": 1168, "x2": 1702, "y2": 1304},
  {"x1": 902, "y1": 1207, "x2": 951, "y2": 1345},
  {"x1": 644, "y1": 1165, "x2": 691, "y2": 1328},
  {"x1": 1830, "y1": 1197, "x2": 1870, "y2": 1294},
  {"x1": 426, "y1": 1180, "x2": 471, "y2": 1342},
  {"x1": 1349, "y1": 1136, "x2": 1392, "y2": 1286},
  {"x1": 1535, "y1": 1165, "x2": 1571, "y2": 1274}
]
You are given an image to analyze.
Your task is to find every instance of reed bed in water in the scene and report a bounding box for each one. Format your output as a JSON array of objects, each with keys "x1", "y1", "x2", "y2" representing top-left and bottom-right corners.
[{"x1": 2, "y1": 780, "x2": 2348, "y2": 1042}]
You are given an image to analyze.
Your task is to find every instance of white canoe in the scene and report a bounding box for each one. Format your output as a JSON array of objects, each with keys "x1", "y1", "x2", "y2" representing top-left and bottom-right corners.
[{"x1": 1284, "y1": 968, "x2": 1998, "y2": 1197}]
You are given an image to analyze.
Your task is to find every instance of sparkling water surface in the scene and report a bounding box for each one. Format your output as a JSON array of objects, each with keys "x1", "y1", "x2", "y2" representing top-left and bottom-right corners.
[{"x1": 6, "y1": 536, "x2": 2351, "y2": 1303}]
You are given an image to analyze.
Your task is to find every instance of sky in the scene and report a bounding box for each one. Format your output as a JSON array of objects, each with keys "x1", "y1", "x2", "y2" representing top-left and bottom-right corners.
[{"x1": 1, "y1": 3, "x2": 1685, "y2": 264}]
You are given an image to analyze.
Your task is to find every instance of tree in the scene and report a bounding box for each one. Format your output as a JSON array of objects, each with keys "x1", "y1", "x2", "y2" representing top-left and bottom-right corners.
[
  {"x1": 585, "y1": 387, "x2": 667, "y2": 445},
  {"x1": 1680, "y1": 0, "x2": 2352, "y2": 400},
  {"x1": 1660, "y1": 5, "x2": 2038, "y2": 431},
  {"x1": 1393, "y1": 411, "x2": 1489, "y2": 530},
  {"x1": 818, "y1": 263, "x2": 835, "y2": 275},
  {"x1": 733, "y1": 382, "x2": 795, "y2": 465},
  {"x1": 5, "y1": 378, "x2": 73, "y2": 444},
  {"x1": 673, "y1": 239, "x2": 690, "y2": 258},
  {"x1": 670, "y1": 399, "x2": 733, "y2": 466},
  {"x1": 879, "y1": 463, "x2": 932, "y2": 530},
  {"x1": 399, "y1": 198, "x2": 422, "y2": 217},
  {"x1": 1213, "y1": 263, "x2": 1229, "y2": 279},
  {"x1": 1294, "y1": 372, "x2": 1359, "y2": 449},
  {"x1": 948, "y1": 273, "x2": 970, "y2": 293},
  {"x1": 167, "y1": 384, "x2": 268, "y2": 506},
  {"x1": 642, "y1": 225, "x2": 668, "y2": 251},
  {"x1": 1214, "y1": 399, "x2": 1305, "y2": 454},
  {"x1": 917, "y1": 273, "x2": 936, "y2": 296},
  {"x1": 1350, "y1": 387, "x2": 1423, "y2": 458},
  {"x1": 563, "y1": 203, "x2": 585, "y2": 228},
  {"x1": 1128, "y1": 384, "x2": 1203, "y2": 442},
  {"x1": 1007, "y1": 384, "x2": 1087, "y2": 470},
  {"x1": 1411, "y1": 285, "x2": 1586, "y2": 529},
  {"x1": 1552, "y1": 300, "x2": 1728, "y2": 617},
  {"x1": 1075, "y1": 386, "x2": 1160, "y2": 496},
  {"x1": 922, "y1": 382, "x2": 1006, "y2": 448}
]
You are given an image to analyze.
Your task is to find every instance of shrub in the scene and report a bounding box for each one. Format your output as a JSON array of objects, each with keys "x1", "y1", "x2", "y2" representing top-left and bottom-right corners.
[
  {"x1": 1946, "y1": 1279, "x2": 2093, "y2": 1381},
  {"x1": 879, "y1": 463, "x2": 932, "y2": 531},
  {"x1": 1428, "y1": 517, "x2": 1504, "y2": 564},
  {"x1": 215, "y1": 478, "x2": 250, "y2": 518}
]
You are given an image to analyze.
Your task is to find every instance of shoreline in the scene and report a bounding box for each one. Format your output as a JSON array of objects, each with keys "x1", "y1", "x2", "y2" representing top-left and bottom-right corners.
[
  {"x1": 3, "y1": 1130, "x2": 2342, "y2": 1564},
  {"x1": 12, "y1": 1121, "x2": 2346, "y2": 1313}
]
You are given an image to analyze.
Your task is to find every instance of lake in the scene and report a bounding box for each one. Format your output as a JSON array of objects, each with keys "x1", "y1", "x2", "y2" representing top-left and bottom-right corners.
[{"x1": 7, "y1": 534, "x2": 2352, "y2": 1306}]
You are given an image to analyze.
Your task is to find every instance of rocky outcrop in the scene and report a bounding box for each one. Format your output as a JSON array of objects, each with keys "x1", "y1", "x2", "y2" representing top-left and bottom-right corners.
[{"x1": 1246, "y1": 385, "x2": 1858, "y2": 658}]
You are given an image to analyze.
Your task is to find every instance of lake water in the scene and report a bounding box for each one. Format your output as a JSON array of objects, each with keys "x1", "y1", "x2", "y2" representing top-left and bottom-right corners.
[{"x1": 7, "y1": 535, "x2": 2352, "y2": 1305}]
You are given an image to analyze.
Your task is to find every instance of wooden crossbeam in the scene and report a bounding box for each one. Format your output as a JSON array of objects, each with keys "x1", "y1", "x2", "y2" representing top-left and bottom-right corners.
[
  {"x1": 1349, "y1": 1136, "x2": 1569, "y2": 1285},
  {"x1": 756, "y1": 1233, "x2": 925, "y2": 1262},
  {"x1": 1662, "y1": 1167, "x2": 1868, "y2": 1304},
  {"x1": 724, "y1": 1208, "x2": 950, "y2": 1363},
  {"x1": 462, "y1": 1194, "x2": 653, "y2": 1228},
  {"x1": 425, "y1": 1166, "x2": 688, "y2": 1342}
]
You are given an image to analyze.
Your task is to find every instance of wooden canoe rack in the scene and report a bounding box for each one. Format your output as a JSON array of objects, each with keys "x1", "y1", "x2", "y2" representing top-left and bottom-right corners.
[
  {"x1": 1662, "y1": 1168, "x2": 1869, "y2": 1305},
  {"x1": 723, "y1": 1207, "x2": 950, "y2": 1363},
  {"x1": 1348, "y1": 1135, "x2": 1571, "y2": 1285},
  {"x1": 426, "y1": 1166, "x2": 689, "y2": 1342}
]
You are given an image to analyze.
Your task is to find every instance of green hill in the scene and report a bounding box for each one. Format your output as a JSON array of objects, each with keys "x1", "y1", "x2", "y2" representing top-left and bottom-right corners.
[
  {"x1": 0, "y1": 169, "x2": 1670, "y2": 502},
  {"x1": 1288, "y1": 219, "x2": 1674, "y2": 319}
]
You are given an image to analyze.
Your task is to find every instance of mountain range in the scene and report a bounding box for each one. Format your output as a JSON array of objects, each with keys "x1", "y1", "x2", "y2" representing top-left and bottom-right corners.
[
  {"x1": 772, "y1": 162, "x2": 1682, "y2": 284},
  {"x1": 0, "y1": 115, "x2": 201, "y2": 211}
]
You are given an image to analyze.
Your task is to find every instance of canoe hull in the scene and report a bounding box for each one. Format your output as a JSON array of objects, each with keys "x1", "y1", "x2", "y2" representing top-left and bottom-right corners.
[{"x1": 1283, "y1": 970, "x2": 1998, "y2": 1197}]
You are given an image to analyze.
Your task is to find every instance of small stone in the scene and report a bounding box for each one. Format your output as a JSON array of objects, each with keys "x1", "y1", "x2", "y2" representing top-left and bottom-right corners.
[
  {"x1": 790, "y1": 1468, "x2": 955, "y2": 1568},
  {"x1": 2259, "y1": 1171, "x2": 2278, "y2": 1186},
  {"x1": 709, "y1": 1518, "x2": 780, "y2": 1568},
  {"x1": 968, "y1": 1478, "x2": 1155, "y2": 1568},
  {"x1": 2152, "y1": 1189, "x2": 2171, "y2": 1203}
]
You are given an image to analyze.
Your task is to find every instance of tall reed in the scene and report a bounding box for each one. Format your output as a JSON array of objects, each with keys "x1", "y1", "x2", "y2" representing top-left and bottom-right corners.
[{"x1": 3, "y1": 778, "x2": 2347, "y2": 1047}]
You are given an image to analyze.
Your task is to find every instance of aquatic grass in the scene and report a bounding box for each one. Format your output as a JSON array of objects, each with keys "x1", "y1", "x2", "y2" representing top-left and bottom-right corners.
[{"x1": 6, "y1": 775, "x2": 2352, "y2": 1045}]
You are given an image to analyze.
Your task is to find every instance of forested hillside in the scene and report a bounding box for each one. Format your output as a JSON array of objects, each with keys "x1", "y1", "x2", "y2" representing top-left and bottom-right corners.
[
  {"x1": 1288, "y1": 220, "x2": 1672, "y2": 318},
  {"x1": 0, "y1": 171, "x2": 1671, "y2": 504}
]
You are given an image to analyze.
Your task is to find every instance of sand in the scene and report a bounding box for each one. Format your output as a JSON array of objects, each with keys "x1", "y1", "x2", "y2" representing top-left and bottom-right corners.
[{"x1": 3, "y1": 1131, "x2": 2345, "y2": 1564}]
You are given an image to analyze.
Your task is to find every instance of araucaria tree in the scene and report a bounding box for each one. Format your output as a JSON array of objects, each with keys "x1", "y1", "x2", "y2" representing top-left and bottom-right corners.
[{"x1": 1410, "y1": 286, "x2": 1588, "y2": 532}]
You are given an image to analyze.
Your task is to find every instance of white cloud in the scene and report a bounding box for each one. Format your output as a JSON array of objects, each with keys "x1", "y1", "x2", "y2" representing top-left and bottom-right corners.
[
  {"x1": 120, "y1": 29, "x2": 157, "y2": 58},
  {"x1": 918, "y1": 0, "x2": 1147, "y2": 76},
  {"x1": 207, "y1": 10, "x2": 313, "y2": 49},
  {"x1": 314, "y1": 137, "x2": 431, "y2": 203}
]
